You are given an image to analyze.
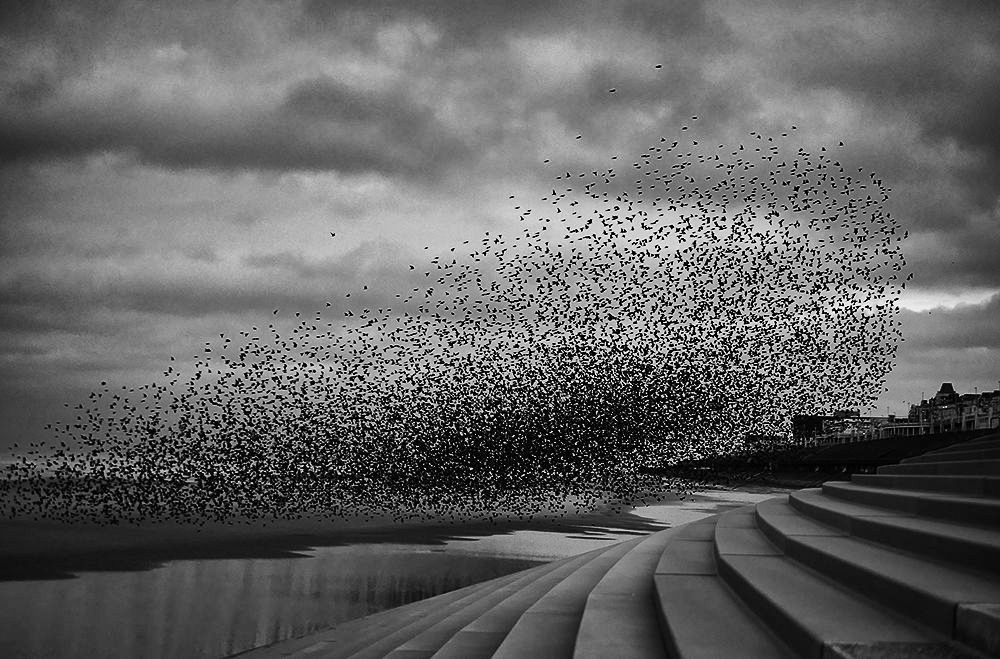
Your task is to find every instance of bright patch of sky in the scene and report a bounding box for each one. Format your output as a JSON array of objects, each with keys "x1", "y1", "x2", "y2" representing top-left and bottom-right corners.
[{"x1": 899, "y1": 289, "x2": 999, "y2": 312}]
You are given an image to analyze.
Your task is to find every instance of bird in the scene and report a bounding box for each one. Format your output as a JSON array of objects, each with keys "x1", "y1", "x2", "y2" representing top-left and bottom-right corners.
[{"x1": 9, "y1": 114, "x2": 907, "y2": 530}]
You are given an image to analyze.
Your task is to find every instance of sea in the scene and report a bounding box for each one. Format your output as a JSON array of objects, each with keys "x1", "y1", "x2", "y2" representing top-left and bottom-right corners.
[{"x1": 0, "y1": 489, "x2": 782, "y2": 658}]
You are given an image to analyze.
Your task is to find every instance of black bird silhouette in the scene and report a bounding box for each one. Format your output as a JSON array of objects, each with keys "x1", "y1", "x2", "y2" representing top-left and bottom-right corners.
[{"x1": 4, "y1": 118, "x2": 907, "y2": 527}]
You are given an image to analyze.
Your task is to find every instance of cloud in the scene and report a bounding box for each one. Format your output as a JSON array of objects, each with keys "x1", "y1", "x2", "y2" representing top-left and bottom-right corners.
[
  {"x1": 765, "y1": 1, "x2": 1000, "y2": 201},
  {"x1": 0, "y1": 246, "x2": 418, "y2": 325},
  {"x1": 0, "y1": 80, "x2": 469, "y2": 177},
  {"x1": 0, "y1": 2, "x2": 471, "y2": 177},
  {"x1": 714, "y1": 0, "x2": 1000, "y2": 310},
  {"x1": 899, "y1": 294, "x2": 1000, "y2": 352},
  {"x1": 876, "y1": 293, "x2": 1000, "y2": 412},
  {"x1": 242, "y1": 240, "x2": 409, "y2": 281},
  {"x1": 902, "y1": 201, "x2": 1000, "y2": 289},
  {"x1": 1, "y1": 0, "x2": 999, "y2": 448},
  {"x1": 299, "y1": 0, "x2": 731, "y2": 48},
  {"x1": 0, "y1": 1, "x2": 727, "y2": 178}
]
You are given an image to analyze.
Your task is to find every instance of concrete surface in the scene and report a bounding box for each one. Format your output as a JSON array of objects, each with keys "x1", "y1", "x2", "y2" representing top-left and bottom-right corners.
[{"x1": 232, "y1": 432, "x2": 1000, "y2": 658}]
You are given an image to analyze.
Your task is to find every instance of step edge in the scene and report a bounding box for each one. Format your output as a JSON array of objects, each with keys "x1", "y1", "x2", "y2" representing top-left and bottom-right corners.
[
  {"x1": 489, "y1": 538, "x2": 643, "y2": 658},
  {"x1": 343, "y1": 544, "x2": 621, "y2": 659},
  {"x1": 787, "y1": 490, "x2": 1000, "y2": 575},
  {"x1": 424, "y1": 541, "x2": 632, "y2": 658}
]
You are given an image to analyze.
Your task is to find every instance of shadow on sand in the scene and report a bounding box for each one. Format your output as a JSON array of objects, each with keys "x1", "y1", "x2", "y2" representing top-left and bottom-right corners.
[{"x1": 0, "y1": 507, "x2": 674, "y2": 581}]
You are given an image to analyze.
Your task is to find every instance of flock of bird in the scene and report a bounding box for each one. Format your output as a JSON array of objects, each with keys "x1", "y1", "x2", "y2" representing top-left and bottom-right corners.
[{"x1": 2, "y1": 119, "x2": 907, "y2": 525}]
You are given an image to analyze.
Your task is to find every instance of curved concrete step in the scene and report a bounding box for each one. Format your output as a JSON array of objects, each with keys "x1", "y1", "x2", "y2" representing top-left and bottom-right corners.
[
  {"x1": 714, "y1": 506, "x2": 782, "y2": 556},
  {"x1": 713, "y1": 512, "x2": 954, "y2": 658},
  {"x1": 233, "y1": 561, "x2": 552, "y2": 659},
  {"x1": 822, "y1": 481, "x2": 1000, "y2": 527},
  {"x1": 903, "y1": 447, "x2": 1000, "y2": 464},
  {"x1": 233, "y1": 432, "x2": 1000, "y2": 659},
  {"x1": 376, "y1": 543, "x2": 623, "y2": 659},
  {"x1": 788, "y1": 489, "x2": 1000, "y2": 574},
  {"x1": 340, "y1": 551, "x2": 603, "y2": 659},
  {"x1": 490, "y1": 537, "x2": 642, "y2": 658},
  {"x1": 851, "y1": 473, "x2": 1000, "y2": 498},
  {"x1": 371, "y1": 550, "x2": 608, "y2": 659},
  {"x1": 654, "y1": 516, "x2": 718, "y2": 575},
  {"x1": 756, "y1": 496, "x2": 1000, "y2": 654},
  {"x1": 427, "y1": 542, "x2": 627, "y2": 659},
  {"x1": 878, "y1": 459, "x2": 1000, "y2": 475},
  {"x1": 652, "y1": 516, "x2": 795, "y2": 658},
  {"x1": 573, "y1": 527, "x2": 680, "y2": 659},
  {"x1": 755, "y1": 496, "x2": 848, "y2": 552},
  {"x1": 932, "y1": 435, "x2": 1000, "y2": 452}
]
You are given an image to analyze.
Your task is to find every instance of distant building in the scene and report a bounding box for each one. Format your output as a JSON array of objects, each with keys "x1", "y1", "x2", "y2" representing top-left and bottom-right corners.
[
  {"x1": 908, "y1": 382, "x2": 1000, "y2": 433},
  {"x1": 791, "y1": 382, "x2": 998, "y2": 446},
  {"x1": 791, "y1": 414, "x2": 827, "y2": 443},
  {"x1": 792, "y1": 410, "x2": 879, "y2": 446},
  {"x1": 876, "y1": 417, "x2": 930, "y2": 439}
]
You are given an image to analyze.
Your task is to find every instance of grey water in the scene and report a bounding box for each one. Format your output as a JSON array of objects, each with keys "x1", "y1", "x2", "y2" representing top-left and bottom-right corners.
[
  {"x1": 0, "y1": 489, "x2": 780, "y2": 658},
  {"x1": 0, "y1": 544, "x2": 542, "y2": 659}
]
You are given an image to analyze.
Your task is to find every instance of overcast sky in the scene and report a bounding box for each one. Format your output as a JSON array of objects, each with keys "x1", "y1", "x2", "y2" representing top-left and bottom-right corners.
[{"x1": 1, "y1": 0, "x2": 999, "y2": 449}]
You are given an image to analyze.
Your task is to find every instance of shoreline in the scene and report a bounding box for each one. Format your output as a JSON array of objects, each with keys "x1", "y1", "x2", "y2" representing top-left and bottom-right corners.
[
  {"x1": 0, "y1": 479, "x2": 789, "y2": 581},
  {"x1": 0, "y1": 481, "x2": 794, "y2": 658}
]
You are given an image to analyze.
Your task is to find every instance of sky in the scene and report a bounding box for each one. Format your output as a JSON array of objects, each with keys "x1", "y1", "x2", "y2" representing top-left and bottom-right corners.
[{"x1": 1, "y1": 0, "x2": 998, "y2": 450}]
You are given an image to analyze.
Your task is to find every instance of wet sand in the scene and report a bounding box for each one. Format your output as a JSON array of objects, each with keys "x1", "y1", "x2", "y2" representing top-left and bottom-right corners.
[
  {"x1": 0, "y1": 484, "x2": 789, "y2": 658},
  {"x1": 0, "y1": 482, "x2": 719, "y2": 580}
]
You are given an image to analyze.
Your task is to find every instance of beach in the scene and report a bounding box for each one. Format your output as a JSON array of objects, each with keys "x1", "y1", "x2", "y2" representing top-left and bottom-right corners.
[{"x1": 0, "y1": 483, "x2": 789, "y2": 658}]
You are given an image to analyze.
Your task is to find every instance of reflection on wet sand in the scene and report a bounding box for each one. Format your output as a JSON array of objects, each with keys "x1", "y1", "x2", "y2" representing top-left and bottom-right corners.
[
  {"x1": 0, "y1": 487, "x2": 786, "y2": 659},
  {"x1": 0, "y1": 546, "x2": 541, "y2": 659}
]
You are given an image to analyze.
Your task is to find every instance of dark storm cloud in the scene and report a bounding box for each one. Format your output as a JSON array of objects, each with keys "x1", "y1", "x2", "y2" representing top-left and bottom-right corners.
[
  {"x1": 297, "y1": 0, "x2": 739, "y2": 149},
  {"x1": 768, "y1": 0, "x2": 1000, "y2": 204},
  {"x1": 0, "y1": 238, "x2": 420, "y2": 341},
  {"x1": 1, "y1": 0, "x2": 998, "y2": 449},
  {"x1": 4, "y1": 70, "x2": 57, "y2": 106},
  {"x1": 0, "y1": 0, "x2": 60, "y2": 38},
  {"x1": 0, "y1": 80, "x2": 469, "y2": 177},
  {"x1": 0, "y1": 234, "x2": 146, "y2": 260},
  {"x1": 0, "y1": 0, "x2": 279, "y2": 68},
  {"x1": 0, "y1": 272, "x2": 289, "y2": 322},
  {"x1": 242, "y1": 240, "x2": 410, "y2": 282},
  {"x1": 0, "y1": 0, "x2": 474, "y2": 176},
  {"x1": 909, "y1": 230, "x2": 1000, "y2": 289},
  {"x1": 279, "y1": 75, "x2": 469, "y2": 174},
  {"x1": 734, "y1": 0, "x2": 1000, "y2": 313},
  {"x1": 0, "y1": 0, "x2": 734, "y2": 178},
  {"x1": 0, "y1": 302, "x2": 118, "y2": 336},
  {"x1": 0, "y1": 265, "x2": 405, "y2": 324},
  {"x1": 899, "y1": 294, "x2": 1000, "y2": 351},
  {"x1": 301, "y1": 0, "x2": 730, "y2": 46},
  {"x1": 557, "y1": 60, "x2": 755, "y2": 141}
]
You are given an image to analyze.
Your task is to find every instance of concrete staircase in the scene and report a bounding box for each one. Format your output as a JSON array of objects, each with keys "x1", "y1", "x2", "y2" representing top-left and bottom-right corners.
[{"x1": 235, "y1": 432, "x2": 1000, "y2": 658}]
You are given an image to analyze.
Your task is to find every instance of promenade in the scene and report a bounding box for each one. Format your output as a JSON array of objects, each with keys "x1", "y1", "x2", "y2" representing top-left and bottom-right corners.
[{"x1": 237, "y1": 431, "x2": 1000, "y2": 658}]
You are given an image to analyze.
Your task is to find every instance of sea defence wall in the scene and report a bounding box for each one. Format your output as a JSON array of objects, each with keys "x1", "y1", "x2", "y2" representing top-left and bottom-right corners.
[{"x1": 236, "y1": 431, "x2": 1000, "y2": 658}]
